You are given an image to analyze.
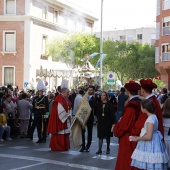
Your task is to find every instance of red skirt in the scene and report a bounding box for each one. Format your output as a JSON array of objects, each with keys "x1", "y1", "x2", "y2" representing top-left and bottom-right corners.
[{"x1": 49, "y1": 133, "x2": 70, "y2": 151}]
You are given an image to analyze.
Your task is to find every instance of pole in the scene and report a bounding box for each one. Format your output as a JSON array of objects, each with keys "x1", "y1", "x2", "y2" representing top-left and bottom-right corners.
[{"x1": 100, "y1": 0, "x2": 103, "y2": 89}]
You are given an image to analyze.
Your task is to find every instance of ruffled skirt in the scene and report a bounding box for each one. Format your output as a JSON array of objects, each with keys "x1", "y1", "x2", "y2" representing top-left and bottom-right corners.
[{"x1": 131, "y1": 132, "x2": 169, "y2": 170}]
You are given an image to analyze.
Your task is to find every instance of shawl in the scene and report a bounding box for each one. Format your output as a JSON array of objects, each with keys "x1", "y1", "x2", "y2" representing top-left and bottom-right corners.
[{"x1": 71, "y1": 92, "x2": 92, "y2": 148}]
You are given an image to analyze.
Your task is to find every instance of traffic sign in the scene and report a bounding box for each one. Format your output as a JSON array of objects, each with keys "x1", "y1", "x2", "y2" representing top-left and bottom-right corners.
[{"x1": 107, "y1": 72, "x2": 115, "y2": 85}]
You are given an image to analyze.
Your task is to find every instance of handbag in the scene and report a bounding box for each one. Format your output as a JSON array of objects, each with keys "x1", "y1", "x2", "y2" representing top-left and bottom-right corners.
[
  {"x1": 140, "y1": 127, "x2": 146, "y2": 137},
  {"x1": 8, "y1": 112, "x2": 13, "y2": 119}
]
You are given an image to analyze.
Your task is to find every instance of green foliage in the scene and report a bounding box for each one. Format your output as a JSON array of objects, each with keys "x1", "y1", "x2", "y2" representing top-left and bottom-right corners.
[
  {"x1": 46, "y1": 33, "x2": 159, "y2": 88},
  {"x1": 101, "y1": 40, "x2": 159, "y2": 85},
  {"x1": 46, "y1": 33, "x2": 100, "y2": 66},
  {"x1": 152, "y1": 78, "x2": 166, "y2": 89}
]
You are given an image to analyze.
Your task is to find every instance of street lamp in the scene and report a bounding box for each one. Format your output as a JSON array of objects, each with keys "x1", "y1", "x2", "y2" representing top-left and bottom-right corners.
[{"x1": 100, "y1": 0, "x2": 103, "y2": 89}]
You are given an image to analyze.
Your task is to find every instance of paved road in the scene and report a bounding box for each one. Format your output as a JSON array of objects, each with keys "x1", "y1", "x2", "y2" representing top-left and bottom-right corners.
[{"x1": 0, "y1": 125, "x2": 118, "y2": 170}]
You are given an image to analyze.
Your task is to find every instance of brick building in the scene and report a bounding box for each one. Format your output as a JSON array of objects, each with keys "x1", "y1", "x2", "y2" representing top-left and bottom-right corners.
[
  {"x1": 156, "y1": 0, "x2": 170, "y2": 89},
  {"x1": 0, "y1": 0, "x2": 97, "y2": 90}
]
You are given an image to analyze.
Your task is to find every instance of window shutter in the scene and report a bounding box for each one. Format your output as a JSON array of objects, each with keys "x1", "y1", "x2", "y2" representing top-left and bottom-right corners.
[
  {"x1": 5, "y1": 32, "x2": 15, "y2": 52},
  {"x1": 4, "y1": 67, "x2": 14, "y2": 85},
  {"x1": 6, "y1": 0, "x2": 15, "y2": 14}
]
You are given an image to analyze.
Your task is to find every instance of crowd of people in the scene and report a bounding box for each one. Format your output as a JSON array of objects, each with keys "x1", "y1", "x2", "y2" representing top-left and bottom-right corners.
[{"x1": 1, "y1": 78, "x2": 170, "y2": 169}]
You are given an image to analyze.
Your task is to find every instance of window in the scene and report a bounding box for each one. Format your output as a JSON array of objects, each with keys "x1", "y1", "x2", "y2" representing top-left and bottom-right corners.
[
  {"x1": 162, "y1": 44, "x2": 170, "y2": 52},
  {"x1": 137, "y1": 34, "x2": 142, "y2": 40},
  {"x1": 42, "y1": 35, "x2": 47, "y2": 55},
  {"x1": 127, "y1": 36, "x2": 134, "y2": 41},
  {"x1": 3, "y1": 67, "x2": 14, "y2": 85},
  {"x1": 163, "y1": 0, "x2": 170, "y2": 11},
  {"x1": 42, "y1": 6, "x2": 47, "y2": 19},
  {"x1": 5, "y1": 0, "x2": 16, "y2": 14},
  {"x1": 163, "y1": 17, "x2": 170, "y2": 35},
  {"x1": 3, "y1": 31, "x2": 16, "y2": 52},
  {"x1": 54, "y1": 11, "x2": 58, "y2": 23}
]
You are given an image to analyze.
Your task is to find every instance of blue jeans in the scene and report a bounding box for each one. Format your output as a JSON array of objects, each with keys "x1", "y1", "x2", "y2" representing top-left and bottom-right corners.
[
  {"x1": 115, "y1": 111, "x2": 123, "y2": 123},
  {"x1": 0, "y1": 126, "x2": 11, "y2": 139}
]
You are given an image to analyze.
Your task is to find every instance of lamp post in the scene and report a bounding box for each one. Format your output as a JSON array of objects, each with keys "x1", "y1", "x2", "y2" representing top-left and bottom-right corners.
[{"x1": 100, "y1": 0, "x2": 103, "y2": 89}]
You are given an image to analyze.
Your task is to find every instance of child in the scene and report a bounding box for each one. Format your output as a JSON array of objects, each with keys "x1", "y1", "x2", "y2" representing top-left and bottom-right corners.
[
  {"x1": 0, "y1": 112, "x2": 12, "y2": 141},
  {"x1": 130, "y1": 99, "x2": 169, "y2": 170}
]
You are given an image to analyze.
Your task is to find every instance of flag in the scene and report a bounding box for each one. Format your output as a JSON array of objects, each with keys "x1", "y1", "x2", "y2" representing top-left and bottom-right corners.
[
  {"x1": 89, "y1": 52, "x2": 99, "y2": 59},
  {"x1": 95, "y1": 54, "x2": 107, "y2": 67}
]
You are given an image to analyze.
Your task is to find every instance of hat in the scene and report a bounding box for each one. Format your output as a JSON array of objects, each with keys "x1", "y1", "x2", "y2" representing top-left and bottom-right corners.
[
  {"x1": 124, "y1": 80, "x2": 141, "y2": 92},
  {"x1": 140, "y1": 78, "x2": 157, "y2": 91},
  {"x1": 37, "y1": 79, "x2": 45, "y2": 91},
  {"x1": 61, "y1": 79, "x2": 68, "y2": 89}
]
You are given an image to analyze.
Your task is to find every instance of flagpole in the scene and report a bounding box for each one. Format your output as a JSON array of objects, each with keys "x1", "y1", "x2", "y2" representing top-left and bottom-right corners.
[{"x1": 100, "y1": 0, "x2": 103, "y2": 89}]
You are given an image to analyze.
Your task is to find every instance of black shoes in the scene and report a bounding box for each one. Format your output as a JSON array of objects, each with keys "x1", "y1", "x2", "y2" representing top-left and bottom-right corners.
[
  {"x1": 106, "y1": 149, "x2": 110, "y2": 154},
  {"x1": 96, "y1": 150, "x2": 102, "y2": 154},
  {"x1": 85, "y1": 146, "x2": 90, "y2": 152},
  {"x1": 79, "y1": 148, "x2": 85, "y2": 152},
  {"x1": 36, "y1": 139, "x2": 46, "y2": 143},
  {"x1": 79, "y1": 146, "x2": 89, "y2": 152},
  {"x1": 36, "y1": 139, "x2": 42, "y2": 143}
]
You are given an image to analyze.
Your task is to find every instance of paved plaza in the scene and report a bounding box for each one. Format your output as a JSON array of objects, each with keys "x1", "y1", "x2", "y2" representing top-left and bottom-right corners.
[{"x1": 0, "y1": 125, "x2": 118, "y2": 170}]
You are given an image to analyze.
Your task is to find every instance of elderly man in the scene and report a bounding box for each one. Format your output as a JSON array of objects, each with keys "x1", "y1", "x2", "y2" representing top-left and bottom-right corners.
[{"x1": 47, "y1": 88, "x2": 72, "y2": 151}]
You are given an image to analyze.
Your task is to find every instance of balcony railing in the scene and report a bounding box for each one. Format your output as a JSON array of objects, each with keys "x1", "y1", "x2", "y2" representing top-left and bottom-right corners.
[
  {"x1": 163, "y1": 26, "x2": 170, "y2": 35},
  {"x1": 162, "y1": 52, "x2": 170, "y2": 61},
  {"x1": 163, "y1": 0, "x2": 170, "y2": 10}
]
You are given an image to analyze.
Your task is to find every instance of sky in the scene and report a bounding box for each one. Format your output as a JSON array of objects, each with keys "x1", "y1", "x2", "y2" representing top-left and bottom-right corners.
[{"x1": 68, "y1": 0, "x2": 157, "y2": 31}]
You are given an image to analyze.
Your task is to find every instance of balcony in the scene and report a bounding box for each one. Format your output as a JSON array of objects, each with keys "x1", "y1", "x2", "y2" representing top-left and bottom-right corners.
[
  {"x1": 163, "y1": 26, "x2": 170, "y2": 35},
  {"x1": 162, "y1": 52, "x2": 170, "y2": 61},
  {"x1": 163, "y1": 0, "x2": 170, "y2": 10}
]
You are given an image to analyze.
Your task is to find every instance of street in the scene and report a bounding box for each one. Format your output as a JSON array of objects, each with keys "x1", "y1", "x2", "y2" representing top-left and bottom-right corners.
[{"x1": 0, "y1": 125, "x2": 118, "y2": 170}]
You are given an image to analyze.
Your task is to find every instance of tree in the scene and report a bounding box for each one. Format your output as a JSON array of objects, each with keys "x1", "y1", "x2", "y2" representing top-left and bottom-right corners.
[
  {"x1": 46, "y1": 33, "x2": 100, "y2": 67},
  {"x1": 101, "y1": 41, "x2": 159, "y2": 85}
]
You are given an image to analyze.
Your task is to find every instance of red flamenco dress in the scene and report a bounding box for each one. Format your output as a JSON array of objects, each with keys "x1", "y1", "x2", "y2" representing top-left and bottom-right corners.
[{"x1": 47, "y1": 94, "x2": 72, "y2": 151}]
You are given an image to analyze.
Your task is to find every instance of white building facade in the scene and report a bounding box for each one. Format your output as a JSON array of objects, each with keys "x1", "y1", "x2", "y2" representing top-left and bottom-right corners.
[
  {"x1": 95, "y1": 27, "x2": 156, "y2": 45},
  {"x1": 0, "y1": 0, "x2": 97, "y2": 90}
]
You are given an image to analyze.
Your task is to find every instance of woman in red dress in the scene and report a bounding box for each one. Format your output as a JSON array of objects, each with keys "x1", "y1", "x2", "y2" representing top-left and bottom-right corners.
[{"x1": 47, "y1": 88, "x2": 72, "y2": 151}]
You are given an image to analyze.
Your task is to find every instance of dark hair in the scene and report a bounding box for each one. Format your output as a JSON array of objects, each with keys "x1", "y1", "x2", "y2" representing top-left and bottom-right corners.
[
  {"x1": 141, "y1": 99, "x2": 155, "y2": 113},
  {"x1": 79, "y1": 90, "x2": 84, "y2": 95},
  {"x1": 162, "y1": 88, "x2": 168, "y2": 94},
  {"x1": 120, "y1": 87, "x2": 126, "y2": 93},
  {"x1": 163, "y1": 98, "x2": 170, "y2": 118},
  {"x1": 88, "y1": 85, "x2": 95, "y2": 90},
  {"x1": 22, "y1": 93, "x2": 28, "y2": 99},
  {"x1": 49, "y1": 93, "x2": 54, "y2": 99},
  {"x1": 102, "y1": 91, "x2": 109, "y2": 101}
]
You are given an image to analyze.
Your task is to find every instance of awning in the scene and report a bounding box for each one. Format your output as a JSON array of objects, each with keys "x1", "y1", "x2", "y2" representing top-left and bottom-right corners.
[{"x1": 36, "y1": 65, "x2": 77, "y2": 78}]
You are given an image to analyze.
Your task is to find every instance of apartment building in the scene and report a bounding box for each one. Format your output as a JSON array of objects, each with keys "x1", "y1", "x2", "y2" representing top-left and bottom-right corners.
[
  {"x1": 155, "y1": 0, "x2": 170, "y2": 89},
  {"x1": 95, "y1": 27, "x2": 156, "y2": 45},
  {"x1": 0, "y1": 0, "x2": 97, "y2": 90}
]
